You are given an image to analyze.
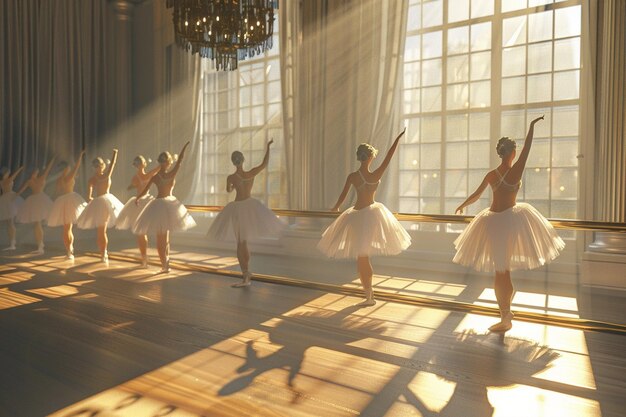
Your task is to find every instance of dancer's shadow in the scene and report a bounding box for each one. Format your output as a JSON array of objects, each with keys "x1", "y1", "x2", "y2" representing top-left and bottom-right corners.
[
  {"x1": 405, "y1": 330, "x2": 560, "y2": 417},
  {"x1": 219, "y1": 306, "x2": 387, "y2": 401}
]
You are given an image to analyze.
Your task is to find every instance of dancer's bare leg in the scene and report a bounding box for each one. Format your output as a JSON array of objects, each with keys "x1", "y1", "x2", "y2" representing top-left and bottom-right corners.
[
  {"x1": 34, "y1": 221, "x2": 44, "y2": 254},
  {"x1": 489, "y1": 270, "x2": 514, "y2": 332},
  {"x1": 356, "y1": 256, "x2": 375, "y2": 306},
  {"x1": 97, "y1": 224, "x2": 108, "y2": 261},
  {"x1": 233, "y1": 240, "x2": 251, "y2": 287},
  {"x1": 137, "y1": 234, "x2": 148, "y2": 267},
  {"x1": 63, "y1": 223, "x2": 75, "y2": 259},
  {"x1": 156, "y1": 231, "x2": 169, "y2": 272},
  {"x1": 3, "y1": 219, "x2": 16, "y2": 250}
]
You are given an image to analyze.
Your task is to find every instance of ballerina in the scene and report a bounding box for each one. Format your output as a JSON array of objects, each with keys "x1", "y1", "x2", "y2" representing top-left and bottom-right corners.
[
  {"x1": 116, "y1": 155, "x2": 160, "y2": 267},
  {"x1": 0, "y1": 166, "x2": 25, "y2": 250},
  {"x1": 16, "y1": 157, "x2": 55, "y2": 254},
  {"x1": 207, "y1": 139, "x2": 284, "y2": 287},
  {"x1": 77, "y1": 149, "x2": 124, "y2": 262},
  {"x1": 133, "y1": 142, "x2": 196, "y2": 273},
  {"x1": 47, "y1": 150, "x2": 87, "y2": 260},
  {"x1": 453, "y1": 116, "x2": 565, "y2": 332},
  {"x1": 318, "y1": 129, "x2": 411, "y2": 306}
]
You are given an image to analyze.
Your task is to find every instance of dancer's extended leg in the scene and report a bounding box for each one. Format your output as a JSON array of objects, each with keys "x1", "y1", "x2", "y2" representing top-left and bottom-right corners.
[{"x1": 489, "y1": 270, "x2": 515, "y2": 332}]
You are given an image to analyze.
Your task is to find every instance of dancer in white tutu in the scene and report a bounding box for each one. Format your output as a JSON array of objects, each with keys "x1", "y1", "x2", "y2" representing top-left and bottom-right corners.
[
  {"x1": 207, "y1": 139, "x2": 284, "y2": 287},
  {"x1": 116, "y1": 155, "x2": 160, "y2": 267},
  {"x1": 454, "y1": 116, "x2": 565, "y2": 332},
  {"x1": 48, "y1": 150, "x2": 87, "y2": 260},
  {"x1": 318, "y1": 129, "x2": 411, "y2": 306},
  {"x1": 133, "y1": 142, "x2": 196, "y2": 273},
  {"x1": 0, "y1": 165, "x2": 25, "y2": 250},
  {"x1": 77, "y1": 149, "x2": 124, "y2": 262},
  {"x1": 16, "y1": 157, "x2": 55, "y2": 254}
]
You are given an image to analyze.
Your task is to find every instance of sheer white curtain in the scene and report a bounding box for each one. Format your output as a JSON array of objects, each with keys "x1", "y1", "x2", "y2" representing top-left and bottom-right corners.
[{"x1": 280, "y1": 0, "x2": 408, "y2": 211}]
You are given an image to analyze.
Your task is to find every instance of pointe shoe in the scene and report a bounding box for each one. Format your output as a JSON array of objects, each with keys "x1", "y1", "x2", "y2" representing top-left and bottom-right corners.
[
  {"x1": 159, "y1": 258, "x2": 170, "y2": 273},
  {"x1": 232, "y1": 272, "x2": 252, "y2": 288},
  {"x1": 101, "y1": 251, "x2": 109, "y2": 263},
  {"x1": 489, "y1": 311, "x2": 514, "y2": 333},
  {"x1": 141, "y1": 257, "x2": 149, "y2": 269},
  {"x1": 66, "y1": 253, "x2": 75, "y2": 261}
]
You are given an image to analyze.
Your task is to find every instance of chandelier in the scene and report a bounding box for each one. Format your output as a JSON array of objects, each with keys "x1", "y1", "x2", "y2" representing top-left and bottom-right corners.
[{"x1": 166, "y1": 0, "x2": 278, "y2": 71}]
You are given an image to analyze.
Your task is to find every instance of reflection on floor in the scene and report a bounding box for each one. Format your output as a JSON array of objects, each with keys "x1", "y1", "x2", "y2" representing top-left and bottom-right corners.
[{"x1": 0, "y1": 246, "x2": 625, "y2": 417}]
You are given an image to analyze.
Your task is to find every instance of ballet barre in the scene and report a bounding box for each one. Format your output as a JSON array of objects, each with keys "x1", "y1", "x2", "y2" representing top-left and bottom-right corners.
[{"x1": 185, "y1": 205, "x2": 626, "y2": 233}]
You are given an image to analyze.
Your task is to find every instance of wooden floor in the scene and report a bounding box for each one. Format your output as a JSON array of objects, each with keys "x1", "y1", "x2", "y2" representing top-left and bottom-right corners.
[{"x1": 1, "y1": 245, "x2": 625, "y2": 416}]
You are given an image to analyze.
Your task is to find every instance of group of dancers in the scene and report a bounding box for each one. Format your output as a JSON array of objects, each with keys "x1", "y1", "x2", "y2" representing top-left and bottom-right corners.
[{"x1": 0, "y1": 115, "x2": 564, "y2": 332}]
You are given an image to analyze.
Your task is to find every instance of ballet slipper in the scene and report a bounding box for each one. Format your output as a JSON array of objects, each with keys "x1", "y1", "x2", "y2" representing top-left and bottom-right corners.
[
  {"x1": 101, "y1": 251, "x2": 109, "y2": 263},
  {"x1": 232, "y1": 272, "x2": 252, "y2": 288},
  {"x1": 355, "y1": 297, "x2": 376, "y2": 307},
  {"x1": 489, "y1": 311, "x2": 514, "y2": 333}
]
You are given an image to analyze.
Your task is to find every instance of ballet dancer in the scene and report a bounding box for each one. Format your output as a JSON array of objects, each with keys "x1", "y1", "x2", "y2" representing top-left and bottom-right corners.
[
  {"x1": 47, "y1": 150, "x2": 87, "y2": 260},
  {"x1": 0, "y1": 166, "x2": 25, "y2": 250},
  {"x1": 16, "y1": 157, "x2": 55, "y2": 254},
  {"x1": 318, "y1": 129, "x2": 411, "y2": 306},
  {"x1": 207, "y1": 139, "x2": 284, "y2": 287},
  {"x1": 77, "y1": 149, "x2": 124, "y2": 262},
  {"x1": 133, "y1": 142, "x2": 196, "y2": 273},
  {"x1": 116, "y1": 155, "x2": 160, "y2": 267},
  {"x1": 453, "y1": 116, "x2": 565, "y2": 332}
]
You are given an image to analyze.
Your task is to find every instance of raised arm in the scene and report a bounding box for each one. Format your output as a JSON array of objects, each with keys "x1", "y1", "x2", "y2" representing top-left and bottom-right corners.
[
  {"x1": 86, "y1": 178, "x2": 94, "y2": 202},
  {"x1": 513, "y1": 116, "x2": 544, "y2": 172},
  {"x1": 331, "y1": 175, "x2": 353, "y2": 212},
  {"x1": 169, "y1": 141, "x2": 191, "y2": 177},
  {"x1": 373, "y1": 128, "x2": 406, "y2": 177},
  {"x1": 9, "y1": 166, "x2": 24, "y2": 181},
  {"x1": 105, "y1": 149, "x2": 118, "y2": 177},
  {"x1": 135, "y1": 175, "x2": 155, "y2": 202},
  {"x1": 249, "y1": 139, "x2": 274, "y2": 176},
  {"x1": 455, "y1": 174, "x2": 490, "y2": 214},
  {"x1": 42, "y1": 156, "x2": 56, "y2": 179},
  {"x1": 70, "y1": 150, "x2": 86, "y2": 179}
]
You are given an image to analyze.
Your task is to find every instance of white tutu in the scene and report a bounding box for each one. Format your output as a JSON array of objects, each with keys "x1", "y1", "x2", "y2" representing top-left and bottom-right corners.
[
  {"x1": 317, "y1": 202, "x2": 411, "y2": 259},
  {"x1": 207, "y1": 197, "x2": 284, "y2": 241},
  {"x1": 453, "y1": 203, "x2": 565, "y2": 273},
  {"x1": 0, "y1": 191, "x2": 24, "y2": 220},
  {"x1": 16, "y1": 192, "x2": 53, "y2": 223},
  {"x1": 132, "y1": 196, "x2": 196, "y2": 235},
  {"x1": 47, "y1": 192, "x2": 87, "y2": 227},
  {"x1": 116, "y1": 195, "x2": 155, "y2": 231},
  {"x1": 76, "y1": 193, "x2": 124, "y2": 229}
]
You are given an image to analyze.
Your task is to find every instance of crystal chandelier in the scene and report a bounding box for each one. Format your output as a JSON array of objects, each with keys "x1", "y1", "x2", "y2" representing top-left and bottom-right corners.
[{"x1": 166, "y1": 0, "x2": 278, "y2": 71}]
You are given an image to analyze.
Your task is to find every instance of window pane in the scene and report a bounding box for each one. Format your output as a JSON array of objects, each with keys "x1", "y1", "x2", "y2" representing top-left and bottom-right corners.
[
  {"x1": 503, "y1": 15, "x2": 527, "y2": 47},
  {"x1": 502, "y1": 77, "x2": 525, "y2": 105},
  {"x1": 526, "y1": 140, "x2": 550, "y2": 167},
  {"x1": 551, "y1": 200, "x2": 577, "y2": 218},
  {"x1": 501, "y1": 110, "x2": 526, "y2": 139},
  {"x1": 447, "y1": 114, "x2": 468, "y2": 141},
  {"x1": 422, "y1": 86, "x2": 442, "y2": 112},
  {"x1": 470, "y1": 51, "x2": 491, "y2": 80},
  {"x1": 502, "y1": 0, "x2": 526, "y2": 13},
  {"x1": 471, "y1": 0, "x2": 493, "y2": 18},
  {"x1": 405, "y1": 61, "x2": 421, "y2": 88},
  {"x1": 406, "y1": 118, "x2": 421, "y2": 143},
  {"x1": 471, "y1": 22, "x2": 491, "y2": 52},
  {"x1": 524, "y1": 168, "x2": 550, "y2": 199},
  {"x1": 527, "y1": 73, "x2": 552, "y2": 103},
  {"x1": 445, "y1": 170, "x2": 468, "y2": 196},
  {"x1": 553, "y1": 70, "x2": 580, "y2": 100},
  {"x1": 470, "y1": 80, "x2": 490, "y2": 108},
  {"x1": 527, "y1": 107, "x2": 552, "y2": 137},
  {"x1": 553, "y1": 106, "x2": 579, "y2": 136},
  {"x1": 400, "y1": 197, "x2": 420, "y2": 213},
  {"x1": 469, "y1": 141, "x2": 490, "y2": 168},
  {"x1": 405, "y1": 35, "x2": 421, "y2": 61},
  {"x1": 469, "y1": 113, "x2": 490, "y2": 140},
  {"x1": 421, "y1": 145, "x2": 442, "y2": 169},
  {"x1": 401, "y1": 144, "x2": 420, "y2": 169},
  {"x1": 551, "y1": 168, "x2": 578, "y2": 199},
  {"x1": 422, "y1": 59, "x2": 443, "y2": 86},
  {"x1": 552, "y1": 137, "x2": 578, "y2": 167},
  {"x1": 404, "y1": 89, "x2": 421, "y2": 114},
  {"x1": 447, "y1": 55, "x2": 469, "y2": 83},
  {"x1": 422, "y1": 116, "x2": 442, "y2": 142},
  {"x1": 407, "y1": 4, "x2": 422, "y2": 31},
  {"x1": 423, "y1": 31, "x2": 443, "y2": 59},
  {"x1": 447, "y1": 84, "x2": 469, "y2": 110},
  {"x1": 502, "y1": 46, "x2": 526, "y2": 77},
  {"x1": 554, "y1": 38, "x2": 581, "y2": 70},
  {"x1": 529, "y1": 11, "x2": 553, "y2": 43},
  {"x1": 423, "y1": 0, "x2": 443, "y2": 28},
  {"x1": 400, "y1": 172, "x2": 420, "y2": 197},
  {"x1": 448, "y1": 26, "x2": 470, "y2": 55},
  {"x1": 448, "y1": 0, "x2": 470, "y2": 23},
  {"x1": 446, "y1": 143, "x2": 468, "y2": 169},
  {"x1": 421, "y1": 171, "x2": 441, "y2": 196},
  {"x1": 528, "y1": 42, "x2": 552, "y2": 74},
  {"x1": 555, "y1": 6, "x2": 581, "y2": 38}
]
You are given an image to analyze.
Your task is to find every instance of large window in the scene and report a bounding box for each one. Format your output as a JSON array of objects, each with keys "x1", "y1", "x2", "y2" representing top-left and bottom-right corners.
[
  {"x1": 197, "y1": 21, "x2": 287, "y2": 209},
  {"x1": 400, "y1": 0, "x2": 582, "y2": 221}
]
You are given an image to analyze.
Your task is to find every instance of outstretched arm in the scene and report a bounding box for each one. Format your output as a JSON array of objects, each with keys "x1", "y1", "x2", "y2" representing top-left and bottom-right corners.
[
  {"x1": 455, "y1": 175, "x2": 490, "y2": 214},
  {"x1": 170, "y1": 141, "x2": 191, "y2": 177},
  {"x1": 42, "y1": 156, "x2": 56, "y2": 179},
  {"x1": 105, "y1": 149, "x2": 118, "y2": 177},
  {"x1": 331, "y1": 176, "x2": 353, "y2": 212},
  {"x1": 70, "y1": 150, "x2": 86, "y2": 179},
  {"x1": 373, "y1": 128, "x2": 406, "y2": 177},
  {"x1": 9, "y1": 166, "x2": 24, "y2": 181},
  {"x1": 249, "y1": 139, "x2": 274, "y2": 176},
  {"x1": 514, "y1": 116, "x2": 544, "y2": 172}
]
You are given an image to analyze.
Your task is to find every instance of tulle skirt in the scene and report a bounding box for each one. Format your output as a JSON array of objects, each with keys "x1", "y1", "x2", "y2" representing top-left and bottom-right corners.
[
  {"x1": 317, "y1": 202, "x2": 411, "y2": 259},
  {"x1": 47, "y1": 192, "x2": 87, "y2": 227},
  {"x1": 207, "y1": 197, "x2": 284, "y2": 241},
  {"x1": 133, "y1": 196, "x2": 196, "y2": 235},
  {"x1": 0, "y1": 191, "x2": 24, "y2": 220},
  {"x1": 453, "y1": 203, "x2": 565, "y2": 272},
  {"x1": 116, "y1": 194, "x2": 155, "y2": 231},
  {"x1": 77, "y1": 193, "x2": 124, "y2": 229},
  {"x1": 16, "y1": 192, "x2": 53, "y2": 223}
]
